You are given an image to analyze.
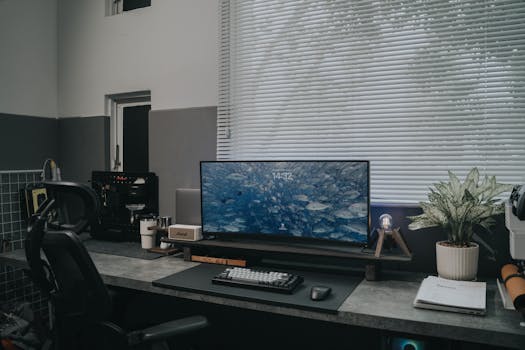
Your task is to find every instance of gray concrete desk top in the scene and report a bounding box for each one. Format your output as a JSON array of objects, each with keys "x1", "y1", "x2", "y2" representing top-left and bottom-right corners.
[{"x1": 2, "y1": 249, "x2": 524, "y2": 349}]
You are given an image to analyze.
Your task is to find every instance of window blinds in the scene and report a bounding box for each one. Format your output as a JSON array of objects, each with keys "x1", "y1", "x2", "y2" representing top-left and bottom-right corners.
[{"x1": 218, "y1": 0, "x2": 525, "y2": 203}]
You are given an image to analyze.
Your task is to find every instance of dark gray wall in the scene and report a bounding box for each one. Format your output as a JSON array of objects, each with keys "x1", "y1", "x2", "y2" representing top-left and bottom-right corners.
[
  {"x1": 57, "y1": 116, "x2": 110, "y2": 183},
  {"x1": 149, "y1": 107, "x2": 217, "y2": 219},
  {"x1": 0, "y1": 113, "x2": 58, "y2": 171}
]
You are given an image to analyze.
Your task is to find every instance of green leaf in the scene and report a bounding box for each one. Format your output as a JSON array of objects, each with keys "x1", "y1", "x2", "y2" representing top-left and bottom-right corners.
[
  {"x1": 462, "y1": 189, "x2": 476, "y2": 204},
  {"x1": 448, "y1": 171, "x2": 461, "y2": 196},
  {"x1": 478, "y1": 217, "x2": 496, "y2": 233},
  {"x1": 408, "y1": 216, "x2": 440, "y2": 231},
  {"x1": 463, "y1": 167, "x2": 479, "y2": 194},
  {"x1": 421, "y1": 203, "x2": 447, "y2": 225}
]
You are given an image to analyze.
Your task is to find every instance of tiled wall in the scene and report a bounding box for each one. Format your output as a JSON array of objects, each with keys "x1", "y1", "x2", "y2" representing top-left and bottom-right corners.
[
  {"x1": 1, "y1": 171, "x2": 40, "y2": 249},
  {"x1": 0, "y1": 170, "x2": 48, "y2": 315}
]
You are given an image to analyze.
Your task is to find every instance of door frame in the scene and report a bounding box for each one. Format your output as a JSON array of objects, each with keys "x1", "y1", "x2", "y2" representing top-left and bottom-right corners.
[{"x1": 105, "y1": 91, "x2": 151, "y2": 172}]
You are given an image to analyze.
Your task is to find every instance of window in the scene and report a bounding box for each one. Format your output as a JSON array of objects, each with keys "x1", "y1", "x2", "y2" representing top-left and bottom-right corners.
[
  {"x1": 218, "y1": 0, "x2": 525, "y2": 203},
  {"x1": 106, "y1": 0, "x2": 151, "y2": 16}
]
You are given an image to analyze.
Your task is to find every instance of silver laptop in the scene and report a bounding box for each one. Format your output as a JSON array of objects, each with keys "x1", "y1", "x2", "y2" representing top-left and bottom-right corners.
[{"x1": 175, "y1": 188, "x2": 201, "y2": 225}]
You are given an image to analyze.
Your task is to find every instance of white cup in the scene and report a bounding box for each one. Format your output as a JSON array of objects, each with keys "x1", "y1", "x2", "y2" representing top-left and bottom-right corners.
[{"x1": 140, "y1": 219, "x2": 157, "y2": 249}]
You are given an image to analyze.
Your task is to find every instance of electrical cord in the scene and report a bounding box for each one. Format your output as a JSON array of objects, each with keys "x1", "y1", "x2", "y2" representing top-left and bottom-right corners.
[{"x1": 40, "y1": 159, "x2": 61, "y2": 182}]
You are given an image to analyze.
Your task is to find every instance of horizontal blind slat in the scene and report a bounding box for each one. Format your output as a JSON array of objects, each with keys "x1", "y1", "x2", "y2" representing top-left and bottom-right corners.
[{"x1": 219, "y1": 0, "x2": 525, "y2": 203}]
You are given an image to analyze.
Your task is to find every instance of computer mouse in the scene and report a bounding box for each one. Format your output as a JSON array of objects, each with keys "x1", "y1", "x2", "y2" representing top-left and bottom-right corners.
[{"x1": 310, "y1": 286, "x2": 332, "y2": 301}]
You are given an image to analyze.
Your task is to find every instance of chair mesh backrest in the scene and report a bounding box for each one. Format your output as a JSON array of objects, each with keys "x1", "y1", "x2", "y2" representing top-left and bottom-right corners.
[
  {"x1": 43, "y1": 181, "x2": 101, "y2": 234},
  {"x1": 26, "y1": 182, "x2": 111, "y2": 323},
  {"x1": 43, "y1": 229, "x2": 112, "y2": 323}
]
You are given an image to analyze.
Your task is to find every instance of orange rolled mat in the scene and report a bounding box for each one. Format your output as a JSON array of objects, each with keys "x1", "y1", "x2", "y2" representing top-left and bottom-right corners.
[{"x1": 501, "y1": 264, "x2": 525, "y2": 310}]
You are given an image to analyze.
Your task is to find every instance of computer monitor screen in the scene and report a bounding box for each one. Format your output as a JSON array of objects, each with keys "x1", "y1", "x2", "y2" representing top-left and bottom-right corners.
[{"x1": 200, "y1": 160, "x2": 369, "y2": 245}]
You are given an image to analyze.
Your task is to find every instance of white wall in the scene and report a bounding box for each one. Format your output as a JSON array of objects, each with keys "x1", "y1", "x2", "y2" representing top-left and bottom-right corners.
[
  {"x1": 0, "y1": 0, "x2": 58, "y2": 118},
  {"x1": 58, "y1": 0, "x2": 218, "y2": 117}
]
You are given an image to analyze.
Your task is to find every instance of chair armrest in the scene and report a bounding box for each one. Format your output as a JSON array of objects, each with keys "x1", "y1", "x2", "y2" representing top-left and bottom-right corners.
[{"x1": 127, "y1": 315, "x2": 208, "y2": 345}]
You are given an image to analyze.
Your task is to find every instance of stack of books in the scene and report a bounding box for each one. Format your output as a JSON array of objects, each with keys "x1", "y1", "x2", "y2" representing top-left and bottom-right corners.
[{"x1": 413, "y1": 276, "x2": 486, "y2": 315}]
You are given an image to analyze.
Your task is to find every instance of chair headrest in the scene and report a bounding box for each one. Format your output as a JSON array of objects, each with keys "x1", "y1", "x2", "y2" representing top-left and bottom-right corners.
[{"x1": 42, "y1": 181, "x2": 100, "y2": 234}]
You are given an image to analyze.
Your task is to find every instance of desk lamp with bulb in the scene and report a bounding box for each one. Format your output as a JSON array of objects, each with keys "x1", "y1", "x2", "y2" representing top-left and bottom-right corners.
[
  {"x1": 374, "y1": 213, "x2": 411, "y2": 258},
  {"x1": 380, "y1": 213, "x2": 393, "y2": 233}
]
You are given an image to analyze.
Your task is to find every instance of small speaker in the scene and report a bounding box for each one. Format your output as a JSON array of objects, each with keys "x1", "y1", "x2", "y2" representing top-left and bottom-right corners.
[{"x1": 168, "y1": 224, "x2": 203, "y2": 241}]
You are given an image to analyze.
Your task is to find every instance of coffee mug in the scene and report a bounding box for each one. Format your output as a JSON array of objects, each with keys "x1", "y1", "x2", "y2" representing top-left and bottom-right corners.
[{"x1": 139, "y1": 218, "x2": 157, "y2": 249}]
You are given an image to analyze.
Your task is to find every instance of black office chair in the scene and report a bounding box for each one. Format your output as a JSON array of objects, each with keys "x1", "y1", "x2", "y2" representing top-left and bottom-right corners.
[{"x1": 25, "y1": 181, "x2": 208, "y2": 350}]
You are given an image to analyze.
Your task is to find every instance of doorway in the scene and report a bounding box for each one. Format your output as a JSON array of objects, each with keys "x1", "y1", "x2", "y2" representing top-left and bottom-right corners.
[
  {"x1": 106, "y1": 91, "x2": 151, "y2": 172},
  {"x1": 123, "y1": 104, "x2": 150, "y2": 172}
]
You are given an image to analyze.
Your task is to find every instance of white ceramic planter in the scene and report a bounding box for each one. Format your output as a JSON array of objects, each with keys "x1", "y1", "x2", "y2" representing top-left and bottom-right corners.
[{"x1": 435, "y1": 241, "x2": 479, "y2": 281}]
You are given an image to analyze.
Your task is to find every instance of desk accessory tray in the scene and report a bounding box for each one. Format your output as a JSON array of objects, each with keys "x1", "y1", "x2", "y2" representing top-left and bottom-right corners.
[{"x1": 147, "y1": 247, "x2": 181, "y2": 256}]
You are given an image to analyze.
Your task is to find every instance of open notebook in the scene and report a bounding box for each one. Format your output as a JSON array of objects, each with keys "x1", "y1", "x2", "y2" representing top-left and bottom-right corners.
[{"x1": 413, "y1": 276, "x2": 486, "y2": 315}]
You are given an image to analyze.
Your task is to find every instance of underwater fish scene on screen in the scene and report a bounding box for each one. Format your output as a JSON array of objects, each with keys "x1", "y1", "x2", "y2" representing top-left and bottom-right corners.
[{"x1": 200, "y1": 161, "x2": 369, "y2": 244}]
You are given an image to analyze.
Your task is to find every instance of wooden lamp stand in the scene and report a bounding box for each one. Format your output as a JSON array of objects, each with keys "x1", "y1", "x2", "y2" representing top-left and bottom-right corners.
[{"x1": 374, "y1": 227, "x2": 412, "y2": 258}]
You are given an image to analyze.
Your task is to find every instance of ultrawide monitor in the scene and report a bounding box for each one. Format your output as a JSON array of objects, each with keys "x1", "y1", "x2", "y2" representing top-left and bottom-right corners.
[{"x1": 200, "y1": 161, "x2": 369, "y2": 246}]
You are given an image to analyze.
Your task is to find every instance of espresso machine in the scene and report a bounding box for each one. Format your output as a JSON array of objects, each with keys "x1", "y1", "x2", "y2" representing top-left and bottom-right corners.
[{"x1": 91, "y1": 171, "x2": 158, "y2": 241}]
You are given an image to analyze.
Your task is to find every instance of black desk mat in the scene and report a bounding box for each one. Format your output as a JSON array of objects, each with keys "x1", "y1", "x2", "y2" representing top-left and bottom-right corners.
[
  {"x1": 83, "y1": 239, "x2": 164, "y2": 260},
  {"x1": 153, "y1": 264, "x2": 362, "y2": 313}
]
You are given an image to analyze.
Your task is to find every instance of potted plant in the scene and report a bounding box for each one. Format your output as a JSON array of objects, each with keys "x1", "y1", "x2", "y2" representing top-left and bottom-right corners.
[{"x1": 408, "y1": 168, "x2": 512, "y2": 280}]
